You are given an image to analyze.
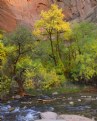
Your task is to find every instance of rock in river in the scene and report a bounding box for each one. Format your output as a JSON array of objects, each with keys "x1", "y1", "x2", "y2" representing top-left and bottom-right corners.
[
  {"x1": 36, "y1": 112, "x2": 94, "y2": 121},
  {"x1": 58, "y1": 115, "x2": 94, "y2": 121},
  {"x1": 40, "y1": 111, "x2": 58, "y2": 119}
]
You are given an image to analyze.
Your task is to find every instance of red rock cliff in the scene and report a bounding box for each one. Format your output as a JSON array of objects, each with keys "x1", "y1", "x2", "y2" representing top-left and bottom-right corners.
[{"x1": 0, "y1": 0, "x2": 97, "y2": 31}]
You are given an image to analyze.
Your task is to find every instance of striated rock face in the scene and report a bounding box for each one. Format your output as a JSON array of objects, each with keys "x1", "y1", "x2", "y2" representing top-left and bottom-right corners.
[
  {"x1": 0, "y1": 0, "x2": 97, "y2": 31},
  {"x1": 0, "y1": 0, "x2": 16, "y2": 31},
  {"x1": 60, "y1": 0, "x2": 97, "y2": 22}
]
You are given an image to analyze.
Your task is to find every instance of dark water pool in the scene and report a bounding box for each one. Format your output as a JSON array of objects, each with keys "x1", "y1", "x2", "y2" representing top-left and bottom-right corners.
[{"x1": 0, "y1": 93, "x2": 97, "y2": 121}]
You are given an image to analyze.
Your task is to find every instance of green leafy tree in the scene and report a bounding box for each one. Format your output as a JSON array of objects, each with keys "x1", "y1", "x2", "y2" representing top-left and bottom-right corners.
[
  {"x1": 0, "y1": 76, "x2": 11, "y2": 99},
  {"x1": 67, "y1": 22, "x2": 97, "y2": 83},
  {"x1": 0, "y1": 30, "x2": 4, "y2": 40},
  {"x1": 27, "y1": 61, "x2": 65, "y2": 90},
  {"x1": 0, "y1": 42, "x2": 6, "y2": 69},
  {"x1": 3, "y1": 26, "x2": 36, "y2": 96},
  {"x1": 0, "y1": 42, "x2": 10, "y2": 99}
]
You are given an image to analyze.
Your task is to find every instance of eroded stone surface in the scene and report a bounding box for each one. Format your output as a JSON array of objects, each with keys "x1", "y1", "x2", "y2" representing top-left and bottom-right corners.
[
  {"x1": 0, "y1": 0, "x2": 97, "y2": 31},
  {"x1": 0, "y1": 0, "x2": 16, "y2": 31}
]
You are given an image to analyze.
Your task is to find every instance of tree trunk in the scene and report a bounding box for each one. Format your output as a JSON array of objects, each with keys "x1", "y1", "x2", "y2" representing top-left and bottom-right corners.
[
  {"x1": 49, "y1": 32, "x2": 57, "y2": 66},
  {"x1": 56, "y1": 31, "x2": 62, "y2": 60},
  {"x1": 16, "y1": 80, "x2": 26, "y2": 96}
]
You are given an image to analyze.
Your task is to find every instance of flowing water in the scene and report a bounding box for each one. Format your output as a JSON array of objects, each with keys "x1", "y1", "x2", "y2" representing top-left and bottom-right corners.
[{"x1": 0, "y1": 93, "x2": 97, "y2": 121}]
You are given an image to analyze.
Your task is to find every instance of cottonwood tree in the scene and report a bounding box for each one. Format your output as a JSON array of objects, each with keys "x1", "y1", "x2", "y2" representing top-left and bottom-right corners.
[
  {"x1": 3, "y1": 26, "x2": 35, "y2": 96},
  {"x1": 33, "y1": 4, "x2": 71, "y2": 66}
]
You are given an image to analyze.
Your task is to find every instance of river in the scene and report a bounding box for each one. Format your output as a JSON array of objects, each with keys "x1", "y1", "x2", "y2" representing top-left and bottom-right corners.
[{"x1": 0, "y1": 93, "x2": 97, "y2": 121}]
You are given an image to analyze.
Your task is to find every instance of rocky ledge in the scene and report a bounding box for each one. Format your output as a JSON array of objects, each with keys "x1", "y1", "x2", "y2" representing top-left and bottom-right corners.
[{"x1": 36, "y1": 111, "x2": 94, "y2": 121}]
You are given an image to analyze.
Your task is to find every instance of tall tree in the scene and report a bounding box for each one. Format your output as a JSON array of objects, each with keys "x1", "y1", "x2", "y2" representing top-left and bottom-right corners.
[
  {"x1": 67, "y1": 22, "x2": 97, "y2": 82},
  {"x1": 33, "y1": 4, "x2": 71, "y2": 66},
  {"x1": 3, "y1": 26, "x2": 35, "y2": 96}
]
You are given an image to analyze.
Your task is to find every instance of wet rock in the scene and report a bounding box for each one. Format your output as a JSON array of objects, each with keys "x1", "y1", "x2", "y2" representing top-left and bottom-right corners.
[
  {"x1": 39, "y1": 95, "x2": 51, "y2": 100},
  {"x1": 91, "y1": 98, "x2": 96, "y2": 101},
  {"x1": 87, "y1": 96, "x2": 92, "y2": 98},
  {"x1": 40, "y1": 112, "x2": 58, "y2": 119},
  {"x1": 7, "y1": 101, "x2": 11, "y2": 104},
  {"x1": 7, "y1": 105, "x2": 11, "y2": 109},
  {"x1": 0, "y1": 115, "x2": 3, "y2": 121},
  {"x1": 81, "y1": 96, "x2": 87, "y2": 98},
  {"x1": 52, "y1": 92, "x2": 58, "y2": 96},
  {"x1": 12, "y1": 107, "x2": 20, "y2": 113},
  {"x1": 8, "y1": 107, "x2": 15, "y2": 112},
  {"x1": 69, "y1": 101, "x2": 74, "y2": 105},
  {"x1": 23, "y1": 106, "x2": 27, "y2": 109},
  {"x1": 48, "y1": 107, "x2": 54, "y2": 112},
  {"x1": 37, "y1": 95, "x2": 54, "y2": 103},
  {"x1": 14, "y1": 95, "x2": 21, "y2": 99},
  {"x1": 68, "y1": 97, "x2": 72, "y2": 100},
  {"x1": 78, "y1": 99, "x2": 81, "y2": 102}
]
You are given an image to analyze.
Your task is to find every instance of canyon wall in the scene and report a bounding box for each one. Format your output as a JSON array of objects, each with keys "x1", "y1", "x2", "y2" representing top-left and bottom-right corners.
[{"x1": 0, "y1": 0, "x2": 97, "y2": 31}]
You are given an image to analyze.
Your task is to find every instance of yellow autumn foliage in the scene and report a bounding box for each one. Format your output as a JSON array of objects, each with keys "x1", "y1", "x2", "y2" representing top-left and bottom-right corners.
[
  {"x1": 33, "y1": 4, "x2": 71, "y2": 39},
  {"x1": 0, "y1": 42, "x2": 6, "y2": 68}
]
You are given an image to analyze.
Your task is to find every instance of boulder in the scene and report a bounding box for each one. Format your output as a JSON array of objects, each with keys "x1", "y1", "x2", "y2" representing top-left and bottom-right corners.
[
  {"x1": 36, "y1": 119, "x2": 65, "y2": 121},
  {"x1": 69, "y1": 101, "x2": 74, "y2": 105},
  {"x1": 58, "y1": 115, "x2": 94, "y2": 121},
  {"x1": 14, "y1": 95, "x2": 21, "y2": 99},
  {"x1": 8, "y1": 107, "x2": 15, "y2": 112},
  {"x1": 40, "y1": 112, "x2": 58, "y2": 119},
  {"x1": 36, "y1": 113, "x2": 94, "y2": 121},
  {"x1": 52, "y1": 92, "x2": 58, "y2": 96}
]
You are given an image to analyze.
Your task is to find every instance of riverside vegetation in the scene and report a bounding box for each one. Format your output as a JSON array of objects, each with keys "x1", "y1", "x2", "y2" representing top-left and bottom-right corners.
[{"x1": 0, "y1": 4, "x2": 97, "y2": 99}]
